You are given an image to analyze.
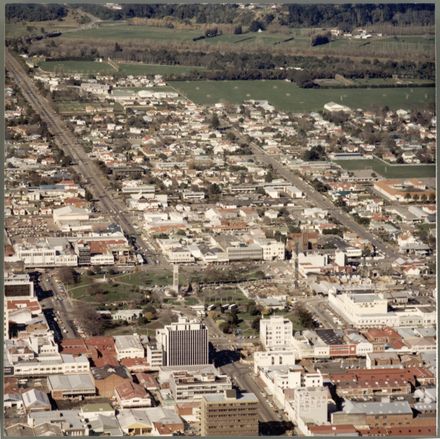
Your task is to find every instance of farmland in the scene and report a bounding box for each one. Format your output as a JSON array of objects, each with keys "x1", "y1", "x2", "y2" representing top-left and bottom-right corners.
[
  {"x1": 334, "y1": 157, "x2": 436, "y2": 178},
  {"x1": 170, "y1": 80, "x2": 435, "y2": 113},
  {"x1": 60, "y1": 23, "x2": 434, "y2": 59}
]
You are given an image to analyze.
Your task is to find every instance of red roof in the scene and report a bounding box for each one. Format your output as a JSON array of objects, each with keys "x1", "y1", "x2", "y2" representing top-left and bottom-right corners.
[{"x1": 7, "y1": 299, "x2": 41, "y2": 314}]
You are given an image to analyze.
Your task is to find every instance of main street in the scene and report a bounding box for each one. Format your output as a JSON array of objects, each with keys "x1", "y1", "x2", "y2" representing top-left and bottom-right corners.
[
  {"x1": 5, "y1": 50, "x2": 151, "y2": 263},
  {"x1": 220, "y1": 360, "x2": 282, "y2": 424},
  {"x1": 248, "y1": 143, "x2": 399, "y2": 260}
]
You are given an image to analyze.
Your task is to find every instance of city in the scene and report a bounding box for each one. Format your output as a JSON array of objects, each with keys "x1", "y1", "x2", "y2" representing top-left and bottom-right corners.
[{"x1": 3, "y1": 3, "x2": 437, "y2": 437}]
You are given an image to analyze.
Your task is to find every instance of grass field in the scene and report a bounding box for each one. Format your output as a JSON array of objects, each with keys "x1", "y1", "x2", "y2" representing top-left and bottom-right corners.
[
  {"x1": 170, "y1": 80, "x2": 434, "y2": 112},
  {"x1": 63, "y1": 23, "x2": 201, "y2": 41},
  {"x1": 118, "y1": 63, "x2": 206, "y2": 76},
  {"x1": 199, "y1": 287, "x2": 249, "y2": 306},
  {"x1": 60, "y1": 24, "x2": 433, "y2": 59},
  {"x1": 39, "y1": 60, "x2": 115, "y2": 74},
  {"x1": 334, "y1": 157, "x2": 435, "y2": 178}
]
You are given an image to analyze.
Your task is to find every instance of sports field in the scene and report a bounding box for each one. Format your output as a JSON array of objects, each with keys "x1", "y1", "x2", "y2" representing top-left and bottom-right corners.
[
  {"x1": 39, "y1": 60, "x2": 115, "y2": 74},
  {"x1": 118, "y1": 63, "x2": 206, "y2": 76},
  {"x1": 170, "y1": 80, "x2": 435, "y2": 112},
  {"x1": 334, "y1": 157, "x2": 435, "y2": 178}
]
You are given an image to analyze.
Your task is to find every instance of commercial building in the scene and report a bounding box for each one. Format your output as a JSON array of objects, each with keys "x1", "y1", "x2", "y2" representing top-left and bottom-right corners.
[
  {"x1": 114, "y1": 335, "x2": 145, "y2": 361},
  {"x1": 200, "y1": 390, "x2": 259, "y2": 436},
  {"x1": 47, "y1": 373, "x2": 96, "y2": 399},
  {"x1": 169, "y1": 369, "x2": 232, "y2": 402},
  {"x1": 157, "y1": 318, "x2": 209, "y2": 366},
  {"x1": 260, "y1": 316, "x2": 293, "y2": 349}
]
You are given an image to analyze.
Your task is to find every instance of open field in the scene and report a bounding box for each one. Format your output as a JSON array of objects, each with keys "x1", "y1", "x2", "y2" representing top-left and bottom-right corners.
[
  {"x1": 334, "y1": 157, "x2": 435, "y2": 178},
  {"x1": 170, "y1": 80, "x2": 434, "y2": 112},
  {"x1": 39, "y1": 60, "x2": 115, "y2": 74},
  {"x1": 60, "y1": 23, "x2": 434, "y2": 58},
  {"x1": 118, "y1": 63, "x2": 206, "y2": 76}
]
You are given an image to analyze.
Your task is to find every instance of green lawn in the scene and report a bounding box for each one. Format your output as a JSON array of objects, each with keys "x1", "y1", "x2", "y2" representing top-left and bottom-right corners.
[
  {"x1": 199, "y1": 287, "x2": 249, "y2": 306},
  {"x1": 118, "y1": 63, "x2": 206, "y2": 76},
  {"x1": 117, "y1": 269, "x2": 173, "y2": 287},
  {"x1": 39, "y1": 60, "x2": 115, "y2": 74},
  {"x1": 68, "y1": 279, "x2": 146, "y2": 304},
  {"x1": 170, "y1": 80, "x2": 434, "y2": 113},
  {"x1": 334, "y1": 156, "x2": 435, "y2": 178}
]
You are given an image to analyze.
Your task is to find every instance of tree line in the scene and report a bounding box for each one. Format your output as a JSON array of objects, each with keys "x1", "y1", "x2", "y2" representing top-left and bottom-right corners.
[
  {"x1": 6, "y1": 4, "x2": 67, "y2": 22},
  {"x1": 7, "y1": 4, "x2": 434, "y2": 29}
]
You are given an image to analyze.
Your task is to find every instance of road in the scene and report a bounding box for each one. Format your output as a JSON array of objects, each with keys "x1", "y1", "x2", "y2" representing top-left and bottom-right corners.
[
  {"x1": 5, "y1": 50, "x2": 151, "y2": 263},
  {"x1": 220, "y1": 360, "x2": 282, "y2": 424},
  {"x1": 248, "y1": 142, "x2": 399, "y2": 260},
  {"x1": 40, "y1": 272, "x2": 78, "y2": 339}
]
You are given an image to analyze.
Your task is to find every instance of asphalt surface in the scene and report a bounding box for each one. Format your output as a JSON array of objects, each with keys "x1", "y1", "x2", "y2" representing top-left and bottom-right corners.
[
  {"x1": 6, "y1": 50, "x2": 152, "y2": 263},
  {"x1": 220, "y1": 360, "x2": 281, "y2": 423}
]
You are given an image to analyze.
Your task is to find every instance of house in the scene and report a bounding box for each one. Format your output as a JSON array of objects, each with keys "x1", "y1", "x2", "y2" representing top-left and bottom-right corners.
[
  {"x1": 92, "y1": 365, "x2": 132, "y2": 398},
  {"x1": 114, "y1": 381, "x2": 152, "y2": 408},
  {"x1": 21, "y1": 389, "x2": 51, "y2": 413}
]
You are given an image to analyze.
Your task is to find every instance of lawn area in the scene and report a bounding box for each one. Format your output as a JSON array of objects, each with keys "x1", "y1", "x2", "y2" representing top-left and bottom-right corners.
[
  {"x1": 334, "y1": 156, "x2": 436, "y2": 178},
  {"x1": 117, "y1": 269, "x2": 173, "y2": 287},
  {"x1": 39, "y1": 60, "x2": 115, "y2": 74},
  {"x1": 170, "y1": 80, "x2": 434, "y2": 113},
  {"x1": 68, "y1": 278, "x2": 145, "y2": 305},
  {"x1": 118, "y1": 63, "x2": 206, "y2": 76},
  {"x1": 199, "y1": 287, "x2": 249, "y2": 306}
]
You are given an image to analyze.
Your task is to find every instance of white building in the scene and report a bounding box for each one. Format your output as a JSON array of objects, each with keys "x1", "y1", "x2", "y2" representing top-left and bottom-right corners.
[
  {"x1": 114, "y1": 335, "x2": 145, "y2": 361},
  {"x1": 254, "y1": 239, "x2": 285, "y2": 261},
  {"x1": 286, "y1": 386, "x2": 328, "y2": 430},
  {"x1": 260, "y1": 316, "x2": 293, "y2": 350}
]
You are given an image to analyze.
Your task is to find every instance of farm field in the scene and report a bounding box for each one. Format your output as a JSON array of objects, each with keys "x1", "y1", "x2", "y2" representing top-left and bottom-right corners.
[
  {"x1": 39, "y1": 60, "x2": 115, "y2": 74},
  {"x1": 60, "y1": 23, "x2": 434, "y2": 58},
  {"x1": 170, "y1": 80, "x2": 435, "y2": 113},
  {"x1": 334, "y1": 157, "x2": 436, "y2": 178}
]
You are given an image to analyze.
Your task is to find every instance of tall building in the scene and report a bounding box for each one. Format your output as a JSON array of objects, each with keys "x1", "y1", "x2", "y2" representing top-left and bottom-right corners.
[
  {"x1": 260, "y1": 316, "x2": 293, "y2": 349},
  {"x1": 201, "y1": 390, "x2": 259, "y2": 436},
  {"x1": 157, "y1": 317, "x2": 208, "y2": 366},
  {"x1": 289, "y1": 386, "x2": 328, "y2": 425}
]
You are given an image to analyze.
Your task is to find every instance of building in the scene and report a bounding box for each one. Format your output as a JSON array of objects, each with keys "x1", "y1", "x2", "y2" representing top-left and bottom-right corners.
[
  {"x1": 332, "y1": 400, "x2": 413, "y2": 427},
  {"x1": 114, "y1": 381, "x2": 152, "y2": 408},
  {"x1": 157, "y1": 318, "x2": 209, "y2": 366},
  {"x1": 21, "y1": 389, "x2": 51, "y2": 412},
  {"x1": 285, "y1": 386, "x2": 328, "y2": 432},
  {"x1": 200, "y1": 390, "x2": 259, "y2": 436},
  {"x1": 4, "y1": 273, "x2": 35, "y2": 300},
  {"x1": 168, "y1": 368, "x2": 232, "y2": 402},
  {"x1": 117, "y1": 407, "x2": 184, "y2": 436},
  {"x1": 114, "y1": 335, "x2": 145, "y2": 361},
  {"x1": 47, "y1": 373, "x2": 96, "y2": 399},
  {"x1": 260, "y1": 316, "x2": 293, "y2": 349}
]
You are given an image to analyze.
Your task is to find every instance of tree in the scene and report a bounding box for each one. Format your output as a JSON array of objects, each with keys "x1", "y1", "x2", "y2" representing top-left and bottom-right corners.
[
  {"x1": 251, "y1": 316, "x2": 261, "y2": 332},
  {"x1": 249, "y1": 20, "x2": 265, "y2": 32},
  {"x1": 295, "y1": 304, "x2": 315, "y2": 329},
  {"x1": 246, "y1": 302, "x2": 259, "y2": 316},
  {"x1": 210, "y1": 113, "x2": 220, "y2": 130},
  {"x1": 58, "y1": 267, "x2": 79, "y2": 285},
  {"x1": 311, "y1": 32, "x2": 331, "y2": 47},
  {"x1": 303, "y1": 145, "x2": 326, "y2": 161},
  {"x1": 233, "y1": 25, "x2": 242, "y2": 35}
]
